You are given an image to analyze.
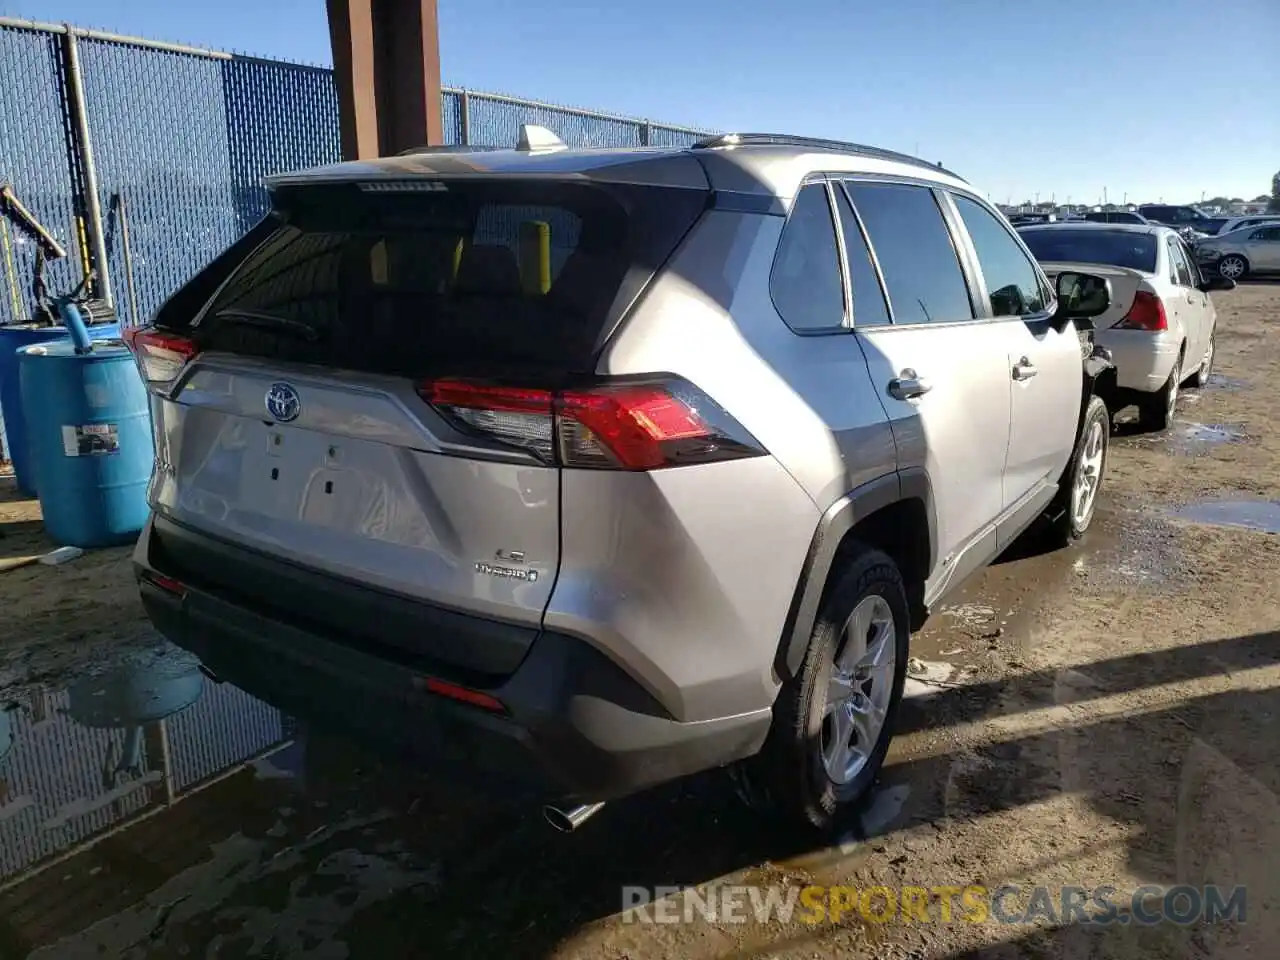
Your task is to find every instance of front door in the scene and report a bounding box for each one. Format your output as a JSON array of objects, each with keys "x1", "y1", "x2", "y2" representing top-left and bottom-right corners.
[
  {"x1": 947, "y1": 193, "x2": 1080, "y2": 548},
  {"x1": 838, "y1": 179, "x2": 1012, "y2": 597}
]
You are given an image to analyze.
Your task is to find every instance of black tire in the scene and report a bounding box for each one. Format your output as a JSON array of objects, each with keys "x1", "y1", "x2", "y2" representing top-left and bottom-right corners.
[
  {"x1": 1045, "y1": 395, "x2": 1110, "y2": 546},
  {"x1": 732, "y1": 545, "x2": 910, "y2": 832},
  {"x1": 1217, "y1": 255, "x2": 1248, "y2": 282},
  {"x1": 1138, "y1": 357, "x2": 1182, "y2": 432},
  {"x1": 1187, "y1": 331, "x2": 1215, "y2": 389}
]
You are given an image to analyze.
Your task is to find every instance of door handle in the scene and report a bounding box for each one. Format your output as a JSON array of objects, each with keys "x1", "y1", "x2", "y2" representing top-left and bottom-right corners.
[
  {"x1": 888, "y1": 369, "x2": 932, "y2": 401},
  {"x1": 1012, "y1": 357, "x2": 1038, "y2": 381}
]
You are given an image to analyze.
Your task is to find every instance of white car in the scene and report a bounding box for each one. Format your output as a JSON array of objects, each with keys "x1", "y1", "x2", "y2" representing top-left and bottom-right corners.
[
  {"x1": 1210, "y1": 214, "x2": 1280, "y2": 237},
  {"x1": 1018, "y1": 222, "x2": 1235, "y2": 431}
]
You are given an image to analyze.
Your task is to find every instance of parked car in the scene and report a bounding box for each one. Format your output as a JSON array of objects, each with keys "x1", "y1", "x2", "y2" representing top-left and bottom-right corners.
[
  {"x1": 1191, "y1": 217, "x2": 1232, "y2": 236},
  {"x1": 1136, "y1": 204, "x2": 1217, "y2": 242},
  {"x1": 1193, "y1": 223, "x2": 1280, "y2": 280},
  {"x1": 125, "y1": 128, "x2": 1116, "y2": 834},
  {"x1": 1084, "y1": 211, "x2": 1149, "y2": 225},
  {"x1": 1019, "y1": 222, "x2": 1234, "y2": 430},
  {"x1": 1205, "y1": 214, "x2": 1280, "y2": 238}
]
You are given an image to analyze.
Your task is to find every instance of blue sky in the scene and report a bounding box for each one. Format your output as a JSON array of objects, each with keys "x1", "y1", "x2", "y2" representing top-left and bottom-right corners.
[{"x1": 4, "y1": 0, "x2": 1277, "y2": 203}]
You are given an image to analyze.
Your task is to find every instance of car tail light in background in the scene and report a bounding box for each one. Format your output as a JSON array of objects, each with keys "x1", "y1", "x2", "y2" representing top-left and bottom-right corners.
[
  {"x1": 123, "y1": 326, "x2": 199, "y2": 389},
  {"x1": 1115, "y1": 291, "x2": 1168, "y2": 332},
  {"x1": 420, "y1": 376, "x2": 766, "y2": 470}
]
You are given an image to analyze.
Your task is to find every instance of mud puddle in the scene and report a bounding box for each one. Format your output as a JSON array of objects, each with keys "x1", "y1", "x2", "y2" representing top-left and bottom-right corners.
[
  {"x1": 1170, "y1": 498, "x2": 1280, "y2": 535},
  {"x1": 1203, "y1": 373, "x2": 1250, "y2": 391},
  {"x1": 1115, "y1": 419, "x2": 1248, "y2": 456}
]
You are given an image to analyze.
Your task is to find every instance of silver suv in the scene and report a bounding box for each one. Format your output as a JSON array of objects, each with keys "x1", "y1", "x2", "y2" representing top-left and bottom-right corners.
[{"x1": 127, "y1": 130, "x2": 1114, "y2": 832}]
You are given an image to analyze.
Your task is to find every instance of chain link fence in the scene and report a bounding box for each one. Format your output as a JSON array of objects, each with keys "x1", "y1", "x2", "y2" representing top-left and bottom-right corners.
[{"x1": 0, "y1": 17, "x2": 714, "y2": 332}]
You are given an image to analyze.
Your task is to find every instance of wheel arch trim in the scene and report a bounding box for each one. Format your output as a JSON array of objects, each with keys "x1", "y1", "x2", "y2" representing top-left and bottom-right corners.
[{"x1": 775, "y1": 468, "x2": 937, "y2": 680}]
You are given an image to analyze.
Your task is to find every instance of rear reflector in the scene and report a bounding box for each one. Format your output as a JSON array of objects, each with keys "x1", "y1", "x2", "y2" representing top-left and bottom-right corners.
[
  {"x1": 141, "y1": 572, "x2": 187, "y2": 597},
  {"x1": 419, "y1": 677, "x2": 506, "y2": 713},
  {"x1": 420, "y1": 376, "x2": 765, "y2": 470},
  {"x1": 1115, "y1": 291, "x2": 1168, "y2": 332},
  {"x1": 123, "y1": 326, "x2": 199, "y2": 388}
]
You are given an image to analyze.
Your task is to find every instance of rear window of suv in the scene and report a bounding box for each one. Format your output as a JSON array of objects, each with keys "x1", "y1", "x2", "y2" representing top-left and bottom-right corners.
[
  {"x1": 167, "y1": 179, "x2": 706, "y2": 378},
  {"x1": 1019, "y1": 228, "x2": 1159, "y2": 273}
]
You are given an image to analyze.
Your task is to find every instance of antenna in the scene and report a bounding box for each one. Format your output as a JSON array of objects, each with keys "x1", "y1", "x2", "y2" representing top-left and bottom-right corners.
[{"x1": 517, "y1": 124, "x2": 567, "y2": 152}]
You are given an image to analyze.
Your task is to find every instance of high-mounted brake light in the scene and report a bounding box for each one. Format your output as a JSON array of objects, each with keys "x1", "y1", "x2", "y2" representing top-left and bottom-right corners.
[
  {"x1": 418, "y1": 377, "x2": 765, "y2": 471},
  {"x1": 1114, "y1": 291, "x2": 1168, "y2": 332},
  {"x1": 122, "y1": 326, "x2": 199, "y2": 387}
]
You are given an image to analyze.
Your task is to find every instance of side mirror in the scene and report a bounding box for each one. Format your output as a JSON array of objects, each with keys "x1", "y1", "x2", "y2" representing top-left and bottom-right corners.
[
  {"x1": 1198, "y1": 274, "x2": 1236, "y2": 293},
  {"x1": 1052, "y1": 271, "x2": 1112, "y2": 329}
]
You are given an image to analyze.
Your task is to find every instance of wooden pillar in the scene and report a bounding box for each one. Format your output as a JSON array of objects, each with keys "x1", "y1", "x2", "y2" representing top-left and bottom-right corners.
[{"x1": 327, "y1": 0, "x2": 443, "y2": 160}]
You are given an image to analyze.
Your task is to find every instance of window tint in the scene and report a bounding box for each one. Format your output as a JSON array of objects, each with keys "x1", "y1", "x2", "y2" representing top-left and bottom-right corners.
[
  {"x1": 770, "y1": 183, "x2": 845, "y2": 332},
  {"x1": 1167, "y1": 240, "x2": 1193, "y2": 286},
  {"x1": 1250, "y1": 226, "x2": 1280, "y2": 241},
  {"x1": 833, "y1": 188, "x2": 891, "y2": 327},
  {"x1": 1020, "y1": 228, "x2": 1159, "y2": 273},
  {"x1": 953, "y1": 195, "x2": 1047, "y2": 317},
  {"x1": 188, "y1": 179, "x2": 706, "y2": 377},
  {"x1": 845, "y1": 182, "x2": 973, "y2": 325}
]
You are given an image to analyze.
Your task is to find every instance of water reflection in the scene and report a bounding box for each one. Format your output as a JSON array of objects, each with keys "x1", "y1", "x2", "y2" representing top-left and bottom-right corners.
[{"x1": 0, "y1": 646, "x2": 291, "y2": 888}]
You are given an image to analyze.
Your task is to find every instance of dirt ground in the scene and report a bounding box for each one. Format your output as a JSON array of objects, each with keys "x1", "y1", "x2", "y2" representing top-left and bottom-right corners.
[{"x1": 0, "y1": 283, "x2": 1277, "y2": 959}]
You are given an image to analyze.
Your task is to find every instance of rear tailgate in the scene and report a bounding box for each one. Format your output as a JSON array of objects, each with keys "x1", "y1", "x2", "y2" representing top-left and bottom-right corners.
[
  {"x1": 140, "y1": 173, "x2": 709, "y2": 677},
  {"x1": 1039, "y1": 260, "x2": 1150, "y2": 330}
]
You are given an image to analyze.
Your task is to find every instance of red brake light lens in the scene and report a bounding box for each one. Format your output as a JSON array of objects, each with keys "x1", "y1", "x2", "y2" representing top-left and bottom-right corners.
[
  {"x1": 1115, "y1": 291, "x2": 1168, "y2": 332},
  {"x1": 419, "y1": 677, "x2": 506, "y2": 713},
  {"x1": 418, "y1": 377, "x2": 764, "y2": 471},
  {"x1": 123, "y1": 326, "x2": 199, "y2": 387}
]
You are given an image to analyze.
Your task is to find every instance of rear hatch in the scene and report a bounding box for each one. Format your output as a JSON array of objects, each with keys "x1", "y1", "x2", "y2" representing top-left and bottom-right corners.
[{"x1": 134, "y1": 172, "x2": 708, "y2": 678}]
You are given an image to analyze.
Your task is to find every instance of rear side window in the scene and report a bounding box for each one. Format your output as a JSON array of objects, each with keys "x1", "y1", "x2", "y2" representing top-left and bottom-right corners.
[
  {"x1": 953, "y1": 195, "x2": 1047, "y2": 317},
  {"x1": 833, "y1": 187, "x2": 891, "y2": 327},
  {"x1": 177, "y1": 179, "x2": 706, "y2": 378},
  {"x1": 845, "y1": 181, "x2": 973, "y2": 325},
  {"x1": 770, "y1": 183, "x2": 845, "y2": 332}
]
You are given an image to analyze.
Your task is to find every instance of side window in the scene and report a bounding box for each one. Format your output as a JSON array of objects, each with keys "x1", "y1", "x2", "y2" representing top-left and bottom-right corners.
[
  {"x1": 1167, "y1": 240, "x2": 1193, "y2": 286},
  {"x1": 952, "y1": 195, "x2": 1047, "y2": 317},
  {"x1": 770, "y1": 183, "x2": 845, "y2": 332},
  {"x1": 832, "y1": 187, "x2": 891, "y2": 327},
  {"x1": 844, "y1": 181, "x2": 973, "y2": 325},
  {"x1": 1179, "y1": 240, "x2": 1203, "y2": 285},
  {"x1": 1250, "y1": 227, "x2": 1280, "y2": 241}
]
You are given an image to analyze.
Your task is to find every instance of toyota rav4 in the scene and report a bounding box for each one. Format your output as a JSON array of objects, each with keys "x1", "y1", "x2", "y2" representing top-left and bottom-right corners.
[{"x1": 127, "y1": 129, "x2": 1114, "y2": 833}]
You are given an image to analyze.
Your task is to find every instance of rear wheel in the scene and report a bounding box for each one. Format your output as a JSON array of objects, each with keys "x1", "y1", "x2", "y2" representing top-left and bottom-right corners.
[
  {"x1": 1138, "y1": 358, "x2": 1181, "y2": 432},
  {"x1": 1217, "y1": 255, "x2": 1248, "y2": 281},
  {"x1": 732, "y1": 545, "x2": 910, "y2": 832}
]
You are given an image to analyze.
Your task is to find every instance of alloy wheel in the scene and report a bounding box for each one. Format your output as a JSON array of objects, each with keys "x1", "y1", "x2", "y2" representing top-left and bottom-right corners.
[{"x1": 822, "y1": 595, "x2": 896, "y2": 785}]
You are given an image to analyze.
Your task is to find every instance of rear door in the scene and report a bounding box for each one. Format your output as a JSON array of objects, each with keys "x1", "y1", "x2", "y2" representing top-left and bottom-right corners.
[
  {"x1": 1246, "y1": 226, "x2": 1280, "y2": 270},
  {"x1": 144, "y1": 176, "x2": 707, "y2": 657},
  {"x1": 1166, "y1": 236, "x2": 1206, "y2": 365},
  {"x1": 839, "y1": 179, "x2": 1012, "y2": 593},
  {"x1": 948, "y1": 193, "x2": 1080, "y2": 546}
]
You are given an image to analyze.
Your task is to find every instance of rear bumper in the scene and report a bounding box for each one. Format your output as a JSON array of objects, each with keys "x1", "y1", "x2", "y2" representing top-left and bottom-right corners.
[
  {"x1": 133, "y1": 514, "x2": 771, "y2": 803},
  {"x1": 1095, "y1": 330, "x2": 1181, "y2": 394}
]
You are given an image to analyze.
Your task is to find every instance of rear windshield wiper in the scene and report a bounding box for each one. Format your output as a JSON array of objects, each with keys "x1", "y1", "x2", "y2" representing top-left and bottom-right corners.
[{"x1": 212, "y1": 308, "x2": 319, "y2": 342}]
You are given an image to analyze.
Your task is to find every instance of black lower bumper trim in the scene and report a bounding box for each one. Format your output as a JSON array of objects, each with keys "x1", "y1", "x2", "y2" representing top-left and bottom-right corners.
[{"x1": 134, "y1": 515, "x2": 771, "y2": 802}]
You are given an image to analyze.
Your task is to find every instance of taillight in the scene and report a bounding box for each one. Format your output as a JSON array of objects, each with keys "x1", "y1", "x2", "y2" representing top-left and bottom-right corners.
[
  {"x1": 1115, "y1": 291, "x2": 1168, "y2": 332},
  {"x1": 122, "y1": 326, "x2": 199, "y2": 389},
  {"x1": 419, "y1": 377, "x2": 765, "y2": 470}
]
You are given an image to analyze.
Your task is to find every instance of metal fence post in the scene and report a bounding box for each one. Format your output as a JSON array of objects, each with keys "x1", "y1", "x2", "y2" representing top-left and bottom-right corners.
[
  {"x1": 459, "y1": 88, "x2": 470, "y2": 145},
  {"x1": 60, "y1": 25, "x2": 112, "y2": 308},
  {"x1": 640, "y1": 120, "x2": 651, "y2": 147}
]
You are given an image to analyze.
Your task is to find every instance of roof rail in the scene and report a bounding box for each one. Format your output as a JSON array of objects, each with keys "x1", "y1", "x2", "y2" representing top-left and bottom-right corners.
[
  {"x1": 691, "y1": 133, "x2": 965, "y2": 182},
  {"x1": 395, "y1": 144, "x2": 503, "y2": 157}
]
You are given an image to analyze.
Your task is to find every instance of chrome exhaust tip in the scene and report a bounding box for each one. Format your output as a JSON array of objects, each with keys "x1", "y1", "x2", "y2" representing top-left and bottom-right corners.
[{"x1": 543, "y1": 801, "x2": 606, "y2": 833}]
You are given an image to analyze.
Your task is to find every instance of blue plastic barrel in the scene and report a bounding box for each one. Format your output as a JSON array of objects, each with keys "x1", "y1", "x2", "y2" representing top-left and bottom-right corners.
[
  {"x1": 18, "y1": 312, "x2": 153, "y2": 548},
  {"x1": 0, "y1": 321, "x2": 120, "y2": 496}
]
